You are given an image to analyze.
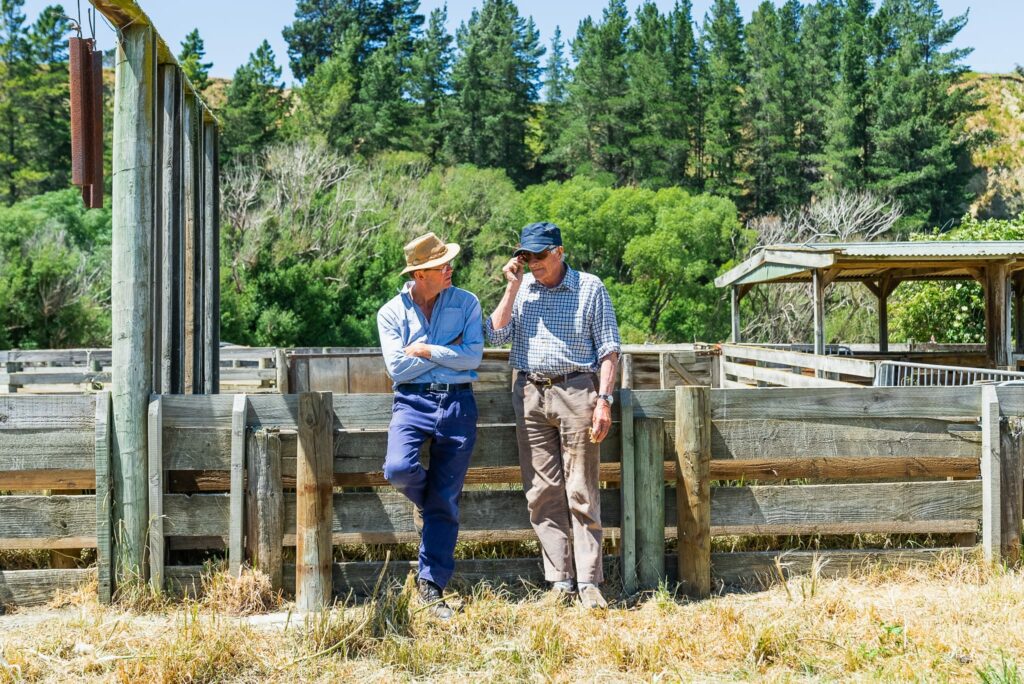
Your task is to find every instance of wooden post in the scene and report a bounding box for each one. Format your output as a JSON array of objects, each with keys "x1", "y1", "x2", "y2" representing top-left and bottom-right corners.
[
  {"x1": 296, "y1": 391, "x2": 333, "y2": 611},
  {"x1": 1001, "y1": 415, "x2": 1023, "y2": 566},
  {"x1": 94, "y1": 391, "x2": 113, "y2": 604},
  {"x1": 1014, "y1": 274, "x2": 1024, "y2": 358},
  {"x1": 812, "y1": 269, "x2": 826, "y2": 358},
  {"x1": 619, "y1": 387, "x2": 637, "y2": 595},
  {"x1": 147, "y1": 396, "x2": 163, "y2": 591},
  {"x1": 985, "y1": 263, "x2": 1011, "y2": 368},
  {"x1": 634, "y1": 417, "x2": 665, "y2": 590},
  {"x1": 182, "y1": 94, "x2": 198, "y2": 394},
  {"x1": 730, "y1": 287, "x2": 741, "y2": 343},
  {"x1": 621, "y1": 353, "x2": 633, "y2": 390},
  {"x1": 981, "y1": 384, "x2": 1002, "y2": 563},
  {"x1": 676, "y1": 385, "x2": 711, "y2": 598},
  {"x1": 659, "y1": 353, "x2": 670, "y2": 390},
  {"x1": 247, "y1": 429, "x2": 284, "y2": 590},
  {"x1": 229, "y1": 394, "x2": 248, "y2": 576},
  {"x1": 202, "y1": 122, "x2": 220, "y2": 394},
  {"x1": 275, "y1": 349, "x2": 289, "y2": 394},
  {"x1": 157, "y1": 64, "x2": 182, "y2": 395},
  {"x1": 111, "y1": 23, "x2": 156, "y2": 583}
]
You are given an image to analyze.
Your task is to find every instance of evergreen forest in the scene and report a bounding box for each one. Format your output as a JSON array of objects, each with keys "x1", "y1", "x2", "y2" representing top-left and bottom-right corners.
[{"x1": 1, "y1": 0, "x2": 1022, "y2": 349}]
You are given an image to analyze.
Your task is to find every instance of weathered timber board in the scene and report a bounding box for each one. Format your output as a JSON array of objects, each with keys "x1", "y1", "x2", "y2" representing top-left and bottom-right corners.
[
  {"x1": 709, "y1": 480, "x2": 980, "y2": 535},
  {"x1": 0, "y1": 429, "x2": 96, "y2": 470},
  {"x1": 712, "y1": 418, "x2": 981, "y2": 460},
  {"x1": 0, "y1": 568, "x2": 95, "y2": 607},
  {"x1": 164, "y1": 547, "x2": 962, "y2": 598},
  {"x1": 722, "y1": 361, "x2": 859, "y2": 388},
  {"x1": 0, "y1": 495, "x2": 97, "y2": 547},
  {"x1": 0, "y1": 396, "x2": 96, "y2": 430},
  {"x1": 711, "y1": 386, "x2": 980, "y2": 421},
  {"x1": 0, "y1": 470, "x2": 95, "y2": 489}
]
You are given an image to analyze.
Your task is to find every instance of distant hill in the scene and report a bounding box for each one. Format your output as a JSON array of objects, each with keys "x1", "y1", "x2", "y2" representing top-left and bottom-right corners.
[{"x1": 965, "y1": 72, "x2": 1024, "y2": 220}]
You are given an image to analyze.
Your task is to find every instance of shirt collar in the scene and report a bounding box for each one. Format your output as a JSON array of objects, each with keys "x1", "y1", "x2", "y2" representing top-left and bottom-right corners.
[{"x1": 529, "y1": 264, "x2": 578, "y2": 292}]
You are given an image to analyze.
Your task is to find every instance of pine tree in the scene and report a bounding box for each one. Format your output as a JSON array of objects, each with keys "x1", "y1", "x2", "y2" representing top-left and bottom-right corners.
[
  {"x1": 538, "y1": 25, "x2": 570, "y2": 179},
  {"x1": 798, "y1": 0, "x2": 842, "y2": 191},
  {"x1": 558, "y1": 0, "x2": 631, "y2": 183},
  {"x1": 23, "y1": 6, "x2": 70, "y2": 194},
  {"x1": 625, "y1": 2, "x2": 674, "y2": 186},
  {"x1": 447, "y1": 0, "x2": 543, "y2": 185},
  {"x1": 221, "y1": 41, "x2": 287, "y2": 166},
  {"x1": 178, "y1": 28, "x2": 212, "y2": 93},
  {"x1": 666, "y1": 0, "x2": 698, "y2": 187},
  {"x1": 821, "y1": 0, "x2": 874, "y2": 191},
  {"x1": 700, "y1": 0, "x2": 746, "y2": 200},
  {"x1": 866, "y1": 0, "x2": 976, "y2": 229},
  {"x1": 283, "y1": 0, "x2": 423, "y2": 82},
  {"x1": 297, "y1": 28, "x2": 362, "y2": 149},
  {"x1": 744, "y1": 0, "x2": 804, "y2": 213},
  {"x1": 353, "y1": 24, "x2": 415, "y2": 155},
  {"x1": 409, "y1": 6, "x2": 452, "y2": 161}
]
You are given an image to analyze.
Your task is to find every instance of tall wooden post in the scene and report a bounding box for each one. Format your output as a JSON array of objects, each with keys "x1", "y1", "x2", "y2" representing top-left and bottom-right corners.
[
  {"x1": 202, "y1": 123, "x2": 220, "y2": 393},
  {"x1": 812, "y1": 269, "x2": 826, "y2": 357},
  {"x1": 1000, "y1": 415, "x2": 1023, "y2": 566},
  {"x1": 676, "y1": 385, "x2": 711, "y2": 598},
  {"x1": 247, "y1": 429, "x2": 284, "y2": 590},
  {"x1": 1014, "y1": 274, "x2": 1024, "y2": 359},
  {"x1": 111, "y1": 23, "x2": 156, "y2": 585},
  {"x1": 619, "y1": 385, "x2": 637, "y2": 595},
  {"x1": 730, "y1": 287, "x2": 741, "y2": 343},
  {"x1": 158, "y1": 65, "x2": 182, "y2": 395},
  {"x1": 296, "y1": 391, "x2": 333, "y2": 611},
  {"x1": 634, "y1": 417, "x2": 665, "y2": 590},
  {"x1": 981, "y1": 385, "x2": 1002, "y2": 563},
  {"x1": 182, "y1": 94, "x2": 199, "y2": 393},
  {"x1": 985, "y1": 263, "x2": 1011, "y2": 368}
]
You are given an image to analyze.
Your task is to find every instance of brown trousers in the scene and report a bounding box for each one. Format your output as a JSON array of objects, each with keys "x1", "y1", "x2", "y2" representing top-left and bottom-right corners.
[{"x1": 512, "y1": 371, "x2": 603, "y2": 584}]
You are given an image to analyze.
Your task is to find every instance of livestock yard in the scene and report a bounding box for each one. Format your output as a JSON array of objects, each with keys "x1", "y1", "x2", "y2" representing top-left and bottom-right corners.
[{"x1": 3, "y1": 0, "x2": 1024, "y2": 681}]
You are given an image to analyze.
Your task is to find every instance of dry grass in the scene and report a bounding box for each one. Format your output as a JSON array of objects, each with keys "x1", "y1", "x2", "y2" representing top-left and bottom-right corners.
[{"x1": 3, "y1": 552, "x2": 1024, "y2": 682}]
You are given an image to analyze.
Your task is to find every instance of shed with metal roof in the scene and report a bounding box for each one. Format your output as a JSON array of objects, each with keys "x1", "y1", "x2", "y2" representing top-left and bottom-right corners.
[{"x1": 715, "y1": 241, "x2": 1024, "y2": 367}]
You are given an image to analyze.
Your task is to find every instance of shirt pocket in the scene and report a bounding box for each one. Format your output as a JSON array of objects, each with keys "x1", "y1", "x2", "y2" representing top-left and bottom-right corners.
[{"x1": 434, "y1": 308, "x2": 465, "y2": 344}]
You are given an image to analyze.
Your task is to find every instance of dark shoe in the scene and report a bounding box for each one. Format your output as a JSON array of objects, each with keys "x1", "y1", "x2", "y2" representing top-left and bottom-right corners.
[
  {"x1": 412, "y1": 507, "x2": 424, "y2": 535},
  {"x1": 417, "y1": 578, "x2": 453, "y2": 620},
  {"x1": 578, "y1": 584, "x2": 608, "y2": 610}
]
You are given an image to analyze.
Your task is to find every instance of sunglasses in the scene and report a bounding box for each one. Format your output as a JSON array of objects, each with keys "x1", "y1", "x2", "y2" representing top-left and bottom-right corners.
[{"x1": 520, "y1": 247, "x2": 556, "y2": 262}]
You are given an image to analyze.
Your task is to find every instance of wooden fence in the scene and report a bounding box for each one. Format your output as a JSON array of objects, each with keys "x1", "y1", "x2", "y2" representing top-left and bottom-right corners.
[{"x1": 3, "y1": 384, "x2": 1021, "y2": 607}]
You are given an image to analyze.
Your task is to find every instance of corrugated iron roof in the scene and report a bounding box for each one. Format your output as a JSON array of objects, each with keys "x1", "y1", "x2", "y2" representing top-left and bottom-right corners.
[
  {"x1": 767, "y1": 241, "x2": 1024, "y2": 258},
  {"x1": 715, "y1": 240, "x2": 1024, "y2": 288}
]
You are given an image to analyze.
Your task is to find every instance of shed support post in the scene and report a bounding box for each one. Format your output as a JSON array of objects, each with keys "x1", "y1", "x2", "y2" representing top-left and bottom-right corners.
[
  {"x1": 730, "y1": 287, "x2": 741, "y2": 343},
  {"x1": 111, "y1": 23, "x2": 156, "y2": 586}
]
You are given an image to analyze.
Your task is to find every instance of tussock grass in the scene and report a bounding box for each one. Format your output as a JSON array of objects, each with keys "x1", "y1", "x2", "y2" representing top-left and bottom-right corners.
[{"x1": 3, "y1": 553, "x2": 1024, "y2": 681}]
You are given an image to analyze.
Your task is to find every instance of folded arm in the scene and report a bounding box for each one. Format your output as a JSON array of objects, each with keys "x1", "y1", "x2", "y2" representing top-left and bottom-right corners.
[
  {"x1": 378, "y1": 307, "x2": 437, "y2": 383},
  {"x1": 428, "y1": 298, "x2": 485, "y2": 371}
]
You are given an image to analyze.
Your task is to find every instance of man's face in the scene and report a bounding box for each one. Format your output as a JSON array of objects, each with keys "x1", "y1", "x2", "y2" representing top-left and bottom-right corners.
[
  {"x1": 522, "y1": 246, "x2": 563, "y2": 284},
  {"x1": 417, "y1": 262, "x2": 453, "y2": 292}
]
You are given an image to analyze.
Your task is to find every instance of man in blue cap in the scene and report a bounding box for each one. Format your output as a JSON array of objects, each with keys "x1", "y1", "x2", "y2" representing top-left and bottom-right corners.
[
  {"x1": 378, "y1": 231, "x2": 484, "y2": 620},
  {"x1": 485, "y1": 221, "x2": 621, "y2": 609}
]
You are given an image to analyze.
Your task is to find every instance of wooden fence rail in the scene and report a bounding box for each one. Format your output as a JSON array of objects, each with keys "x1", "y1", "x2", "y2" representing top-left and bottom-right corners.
[{"x1": 3, "y1": 384, "x2": 1023, "y2": 608}]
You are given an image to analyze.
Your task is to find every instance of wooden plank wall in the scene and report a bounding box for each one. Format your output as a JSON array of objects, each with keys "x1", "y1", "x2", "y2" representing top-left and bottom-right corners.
[
  {"x1": 154, "y1": 385, "x2": 1009, "y2": 599},
  {"x1": 5, "y1": 385, "x2": 1023, "y2": 606}
]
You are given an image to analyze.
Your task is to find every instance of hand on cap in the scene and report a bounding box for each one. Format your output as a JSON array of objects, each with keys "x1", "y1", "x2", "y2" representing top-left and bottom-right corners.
[{"x1": 502, "y1": 257, "x2": 524, "y2": 286}]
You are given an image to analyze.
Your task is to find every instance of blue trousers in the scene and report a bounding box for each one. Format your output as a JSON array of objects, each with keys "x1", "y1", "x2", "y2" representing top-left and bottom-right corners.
[{"x1": 383, "y1": 388, "x2": 477, "y2": 589}]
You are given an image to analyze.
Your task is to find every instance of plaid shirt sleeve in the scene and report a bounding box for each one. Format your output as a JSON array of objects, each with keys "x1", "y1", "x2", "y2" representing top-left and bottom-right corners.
[
  {"x1": 590, "y1": 281, "x2": 621, "y2": 361},
  {"x1": 484, "y1": 305, "x2": 516, "y2": 346}
]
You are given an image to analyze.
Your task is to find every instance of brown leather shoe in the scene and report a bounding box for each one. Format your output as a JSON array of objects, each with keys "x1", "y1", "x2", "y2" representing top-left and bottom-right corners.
[{"x1": 578, "y1": 584, "x2": 607, "y2": 610}]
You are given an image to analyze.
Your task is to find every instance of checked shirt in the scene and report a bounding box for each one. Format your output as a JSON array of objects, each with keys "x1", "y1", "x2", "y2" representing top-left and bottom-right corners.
[{"x1": 485, "y1": 264, "x2": 621, "y2": 375}]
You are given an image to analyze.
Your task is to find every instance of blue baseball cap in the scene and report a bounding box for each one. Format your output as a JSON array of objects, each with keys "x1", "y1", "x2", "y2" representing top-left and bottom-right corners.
[{"x1": 514, "y1": 222, "x2": 563, "y2": 257}]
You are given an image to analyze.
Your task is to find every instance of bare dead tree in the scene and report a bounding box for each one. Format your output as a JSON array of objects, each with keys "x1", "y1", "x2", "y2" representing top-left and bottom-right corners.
[{"x1": 740, "y1": 191, "x2": 903, "y2": 344}]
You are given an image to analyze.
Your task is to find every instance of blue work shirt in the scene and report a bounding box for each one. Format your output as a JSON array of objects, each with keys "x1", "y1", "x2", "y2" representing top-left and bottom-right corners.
[{"x1": 377, "y1": 281, "x2": 484, "y2": 386}]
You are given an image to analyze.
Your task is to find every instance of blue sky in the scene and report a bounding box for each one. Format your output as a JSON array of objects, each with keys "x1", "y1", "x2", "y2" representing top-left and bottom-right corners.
[{"x1": 21, "y1": 0, "x2": 1022, "y2": 83}]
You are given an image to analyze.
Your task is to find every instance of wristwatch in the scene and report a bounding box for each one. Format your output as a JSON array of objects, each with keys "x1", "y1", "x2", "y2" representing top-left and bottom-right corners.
[{"x1": 598, "y1": 393, "x2": 614, "y2": 406}]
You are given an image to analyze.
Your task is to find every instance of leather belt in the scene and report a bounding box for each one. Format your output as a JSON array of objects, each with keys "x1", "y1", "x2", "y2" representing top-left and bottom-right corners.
[
  {"x1": 396, "y1": 382, "x2": 473, "y2": 393},
  {"x1": 522, "y1": 370, "x2": 591, "y2": 387}
]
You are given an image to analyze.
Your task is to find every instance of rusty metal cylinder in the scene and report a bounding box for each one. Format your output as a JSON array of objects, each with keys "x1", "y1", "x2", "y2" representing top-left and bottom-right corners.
[{"x1": 69, "y1": 37, "x2": 90, "y2": 187}]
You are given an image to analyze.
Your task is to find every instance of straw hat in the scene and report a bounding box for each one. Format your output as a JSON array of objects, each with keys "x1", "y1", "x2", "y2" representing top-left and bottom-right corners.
[{"x1": 401, "y1": 232, "x2": 460, "y2": 275}]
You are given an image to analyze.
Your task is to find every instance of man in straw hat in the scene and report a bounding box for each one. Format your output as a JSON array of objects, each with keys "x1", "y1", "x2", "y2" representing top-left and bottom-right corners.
[
  {"x1": 485, "y1": 221, "x2": 621, "y2": 610},
  {"x1": 377, "y1": 231, "x2": 483, "y2": 620}
]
